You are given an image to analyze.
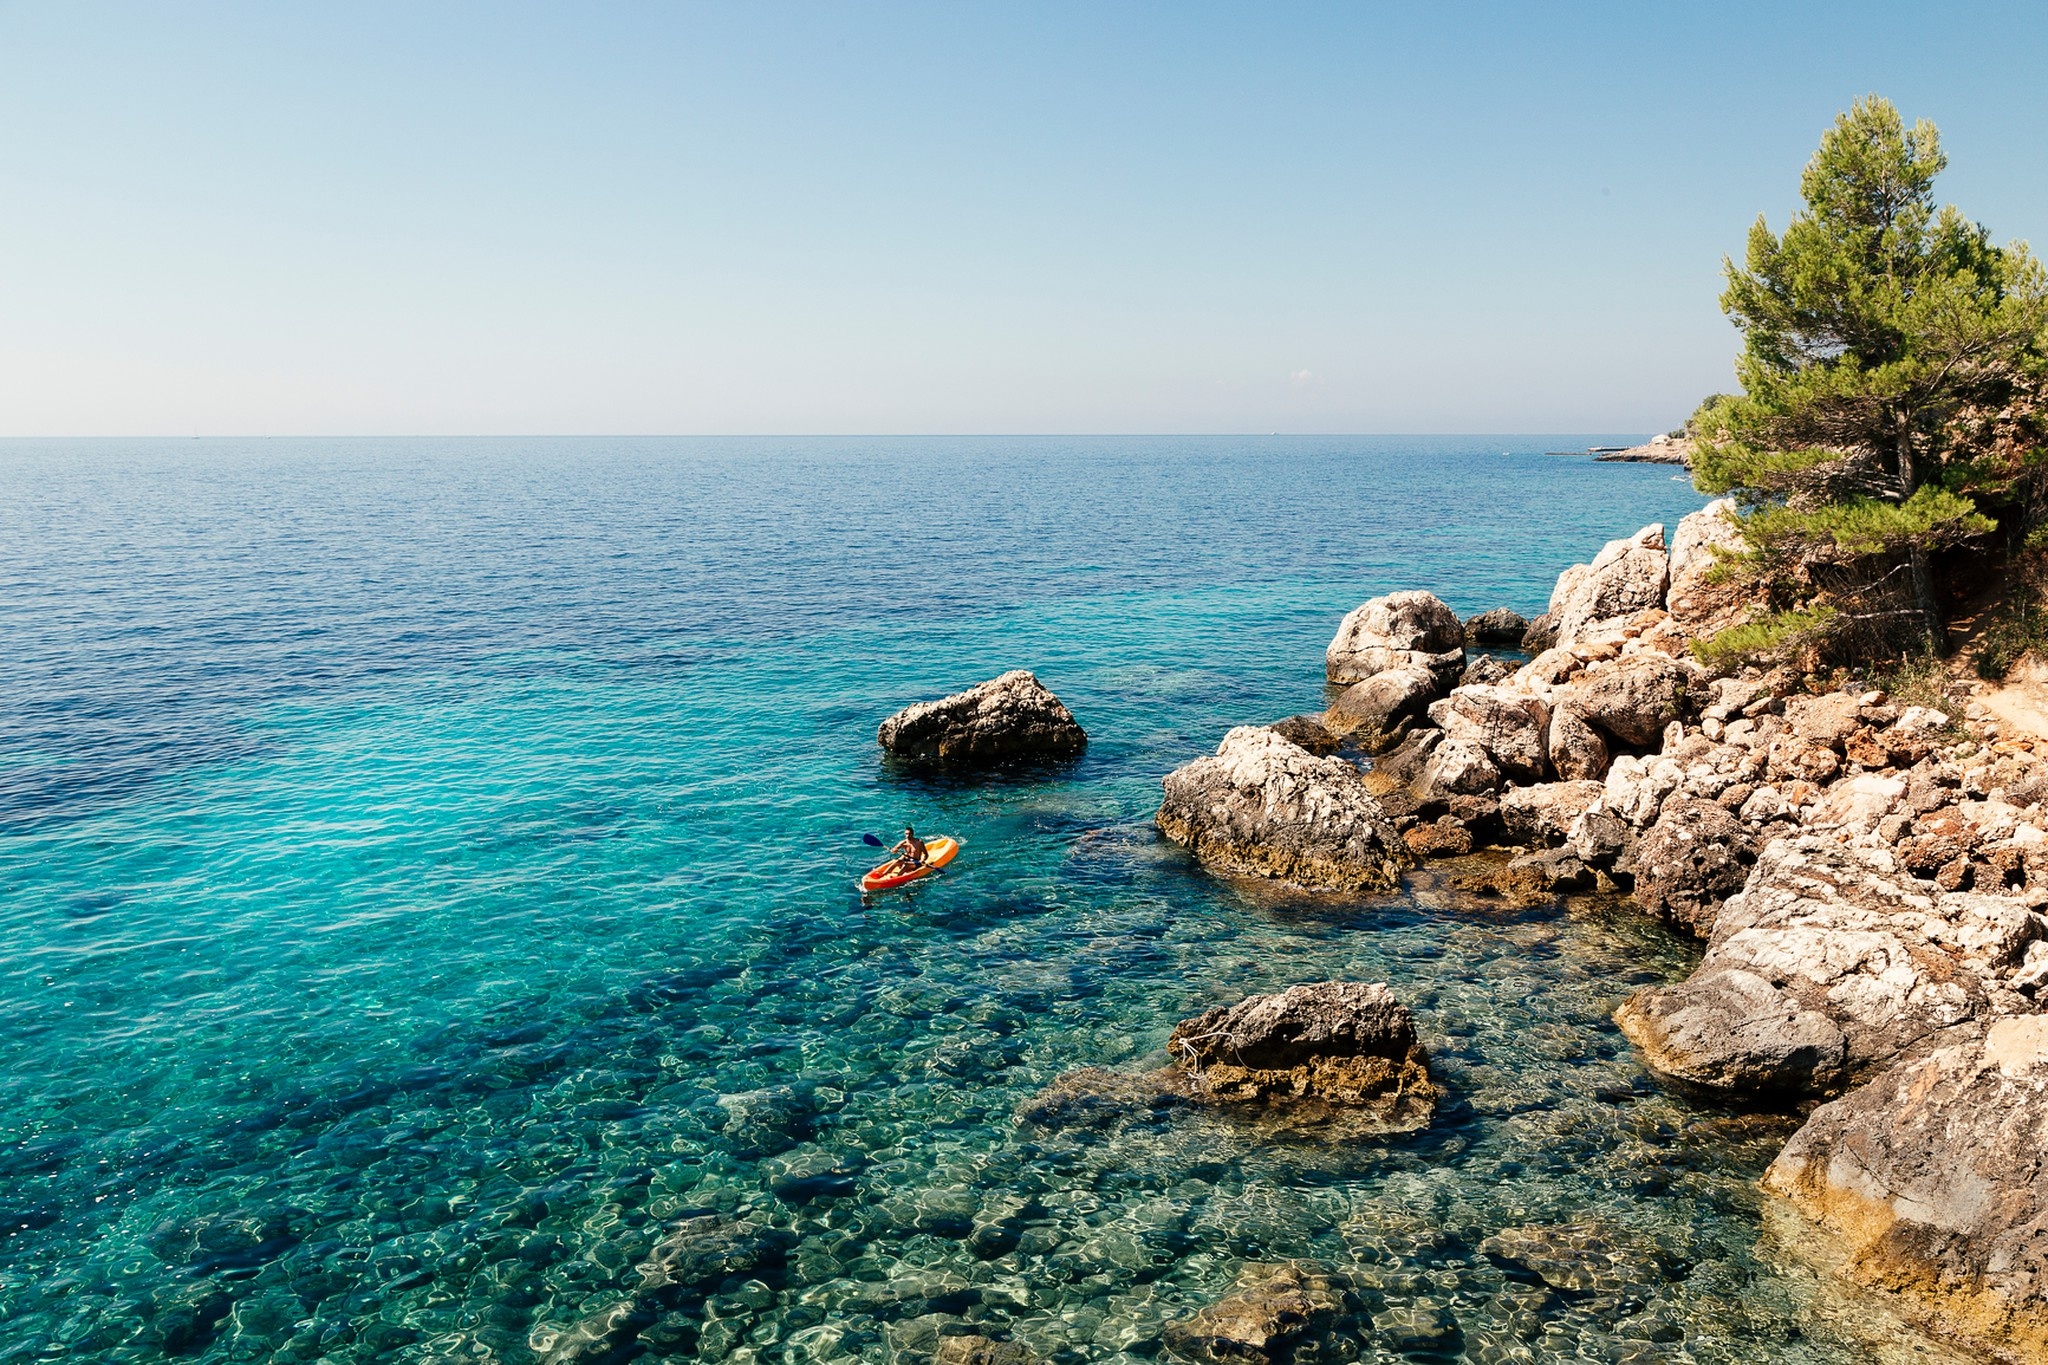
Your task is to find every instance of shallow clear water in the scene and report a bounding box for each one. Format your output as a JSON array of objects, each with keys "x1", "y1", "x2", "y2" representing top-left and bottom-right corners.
[{"x1": 0, "y1": 437, "x2": 1966, "y2": 1362}]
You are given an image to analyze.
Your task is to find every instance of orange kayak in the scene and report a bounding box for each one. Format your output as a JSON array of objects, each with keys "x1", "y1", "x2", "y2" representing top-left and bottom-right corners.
[{"x1": 859, "y1": 836, "x2": 959, "y2": 893}]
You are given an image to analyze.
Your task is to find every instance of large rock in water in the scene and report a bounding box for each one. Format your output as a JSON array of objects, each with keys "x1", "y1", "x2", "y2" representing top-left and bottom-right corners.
[
  {"x1": 1324, "y1": 664, "x2": 1438, "y2": 749},
  {"x1": 1167, "y1": 981, "x2": 1437, "y2": 1129},
  {"x1": 1463, "y1": 607, "x2": 1528, "y2": 645},
  {"x1": 877, "y1": 670, "x2": 1086, "y2": 766},
  {"x1": 1614, "y1": 837, "x2": 2040, "y2": 1095},
  {"x1": 1326, "y1": 591, "x2": 1464, "y2": 685},
  {"x1": 1762, "y1": 1017, "x2": 2048, "y2": 1359},
  {"x1": 1157, "y1": 728, "x2": 1413, "y2": 893}
]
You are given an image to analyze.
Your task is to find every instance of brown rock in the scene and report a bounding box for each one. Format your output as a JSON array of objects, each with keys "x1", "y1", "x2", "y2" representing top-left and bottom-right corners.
[
  {"x1": 1463, "y1": 607, "x2": 1529, "y2": 644},
  {"x1": 1567, "y1": 653, "x2": 1691, "y2": 749},
  {"x1": 878, "y1": 670, "x2": 1087, "y2": 766},
  {"x1": 1403, "y1": 816, "x2": 1473, "y2": 858},
  {"x1": 1324, "y1": 665, "x2": 1440, "y2": 749},
  {"x1": 1161, "y1": 1261, "x2": 1360, "y2": 1365},
  {"x1": 1266, "y1": 714, "x2": 1340, "y2": 756},
  {"x1": 1519, "y1": 609, "x2": 1559, "y2": 652},
  {"x1": 1784, "y1": 691, "x2": 1863, "y2": 751},
  {"x1": 1157, "y1": 728, "x2": 1413, "y2": 893},
  {"x1": 1167, "y1": 981, "x2": 1437, "y2": 1128}
]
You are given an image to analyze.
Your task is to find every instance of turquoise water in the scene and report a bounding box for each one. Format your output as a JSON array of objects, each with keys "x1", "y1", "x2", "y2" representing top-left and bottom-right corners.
[{"x1": 0, "y1": 438, "x2": 1958, "y2": 1362}]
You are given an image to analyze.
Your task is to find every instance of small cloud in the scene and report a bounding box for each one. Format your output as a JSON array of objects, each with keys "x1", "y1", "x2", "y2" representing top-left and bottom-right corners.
[{"x1": 1290, "y1": 369, "x2": 1315, "y2": 390}]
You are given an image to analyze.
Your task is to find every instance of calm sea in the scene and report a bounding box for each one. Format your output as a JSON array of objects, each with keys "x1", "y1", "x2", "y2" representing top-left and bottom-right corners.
[{"x1": 0, "y1": 438, "x2": 1951, "y2": 1361}]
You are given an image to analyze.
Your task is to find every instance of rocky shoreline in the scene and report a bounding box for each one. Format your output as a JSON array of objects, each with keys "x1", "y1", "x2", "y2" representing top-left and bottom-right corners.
[{"x1": 1152, "y1": 500, "x2": 2048, "y2": 1361}]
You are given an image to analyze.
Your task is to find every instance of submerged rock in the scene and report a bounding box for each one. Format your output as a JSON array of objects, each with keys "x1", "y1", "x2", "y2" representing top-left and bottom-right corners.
[
  {"x1": 933, "y1": 1335, "x2": 1044, "y2": 1365},
  {"x1": 877, "y1": 670, "x2": 1086, "y2": 766},
  {"x1": 1013, "y1": 1067, "x2": 1185, "y2": 1132},
  {"x1": 1161, "y1": 1261, "x2": 1363, "y2": 1365},
  {"x1": 1480, "y1": 1220, "x2": 1688, "y2": 1298},
  {"x1": 1157, "y1": 727, "x2": 1413, "y2": 893},
  {"x1": 1166, "y1": 981, "x2": 1437, "y2": 1130},
  {"x1": 1762, "y1": 1017, "x2": 2048, "y2": 1358},
  {"x1": 536, "y1": 1215, "x2": 794, "y2": 1363},
  {"x1": 1326, "y1": 591, "x2": 1464, "y2": 685}
]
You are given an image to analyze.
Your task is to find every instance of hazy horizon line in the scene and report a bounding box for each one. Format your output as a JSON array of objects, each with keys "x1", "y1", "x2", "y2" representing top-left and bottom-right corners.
[{"x1": 0, "y1": 430, "x2": 1658, "y2": 442}]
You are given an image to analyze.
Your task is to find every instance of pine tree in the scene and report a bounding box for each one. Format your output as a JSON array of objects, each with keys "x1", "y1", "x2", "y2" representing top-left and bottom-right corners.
[{"x1": 1693, "y1": 96, "x2": 2048, "y2": 662}]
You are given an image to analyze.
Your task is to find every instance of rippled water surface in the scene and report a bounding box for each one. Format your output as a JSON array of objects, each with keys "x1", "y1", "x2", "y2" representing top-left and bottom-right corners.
[{"x1": 0, "y1": 438, "x2": 1965, "y2": 1362}]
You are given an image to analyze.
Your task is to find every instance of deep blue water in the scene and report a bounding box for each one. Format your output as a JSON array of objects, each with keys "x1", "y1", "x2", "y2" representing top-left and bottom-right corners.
[{"x1": 0, "y1": 438, "x2": 1958, "y2": 1362}]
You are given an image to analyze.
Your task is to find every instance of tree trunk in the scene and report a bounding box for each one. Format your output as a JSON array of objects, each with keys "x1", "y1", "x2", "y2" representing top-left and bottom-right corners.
[{"x1": 1896, "y1": 421, "x2": 1944, "y2": 653}]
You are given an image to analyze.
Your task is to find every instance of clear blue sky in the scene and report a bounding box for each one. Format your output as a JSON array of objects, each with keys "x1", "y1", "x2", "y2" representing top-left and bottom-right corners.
[{"x1": 3, "y1": 1, "x2": 2045, "y2": 436}]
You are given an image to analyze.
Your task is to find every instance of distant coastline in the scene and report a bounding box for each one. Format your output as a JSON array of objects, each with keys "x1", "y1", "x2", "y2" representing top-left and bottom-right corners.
[{"x1": 1591, "y1": 433, "x2": 1692, "y2": 466}]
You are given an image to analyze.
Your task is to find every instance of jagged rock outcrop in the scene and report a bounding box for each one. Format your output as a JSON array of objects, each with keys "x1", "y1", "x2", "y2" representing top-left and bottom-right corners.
[
  {"x1": 1463, "y1": 607, "x2": 1529, "y2": 645},
  {"x1": 1665, "y1": 497, "x2": 1748, "y2": 639},
  {"x1": 1326, "y1": 591, "x2": 1464, "y2": 685},
  {"x1": 1167, "y1": 981, "x2": 1437, "y2": 1130},
  {"x1": 878, "y1": 670, "x2": 1086, "y2": 766},
  {"x1": 1157, "y1": 727, "x2": 1413, "y2": 892},
  {"x1": 1552, "y1": 525, "x2": 1670, "y2": 648},
  {"x1": 1161, "y1": 1261, "x2": 1362, "y2": 1365},
  {"x1": 1427, "y1": 686, "x2": 1551, "y2": 784},
  {"x1": 1761, "y1": 1017, "x2": 2048, "y2": 1358},
  {"x1": 1615, "y1": 837, "x2": 2041, "y2": 1095}
]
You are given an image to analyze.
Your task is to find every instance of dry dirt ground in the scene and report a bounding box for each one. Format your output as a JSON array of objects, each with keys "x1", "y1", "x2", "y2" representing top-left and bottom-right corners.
[{"x1": 1973, "y1": 660, "x2": 2048, "y2": 745}]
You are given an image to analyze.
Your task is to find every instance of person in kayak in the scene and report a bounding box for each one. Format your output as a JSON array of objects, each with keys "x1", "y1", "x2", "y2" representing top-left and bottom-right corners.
[{"x1": 885, "y1": 826, "x2": 928, "y2": 876}]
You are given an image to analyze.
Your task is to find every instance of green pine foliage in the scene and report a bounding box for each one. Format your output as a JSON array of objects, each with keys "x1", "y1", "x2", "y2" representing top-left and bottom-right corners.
[
  {"x1": 1690, "y1": 606, "x2": 1838, "y2": 671},
  {"x1": 1691, "y1": 96, "x2": 2048, "y2": 664}
]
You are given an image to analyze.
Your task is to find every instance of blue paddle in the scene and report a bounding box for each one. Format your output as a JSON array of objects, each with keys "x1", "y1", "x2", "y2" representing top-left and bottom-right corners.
[{"x1": 862, "y1": 833, "x2": 885, "y2": 848}]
